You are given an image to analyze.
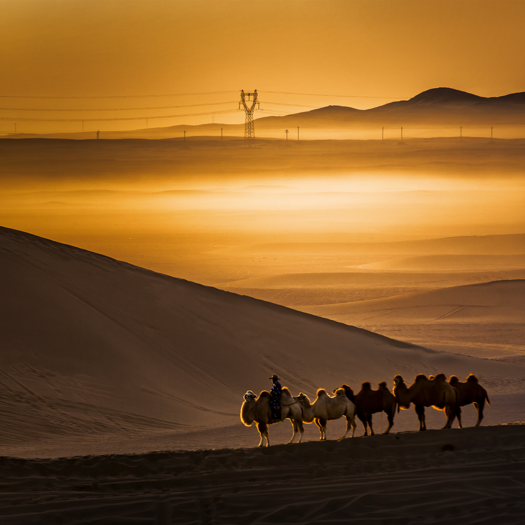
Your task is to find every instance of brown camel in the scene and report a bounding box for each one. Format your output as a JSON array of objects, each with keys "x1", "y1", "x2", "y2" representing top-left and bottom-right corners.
[
  {"x1": 393, "y1": 373, "x2": 462, "y2": 431},
  {"x1": 448, "y1": 374, "x2": 490, "y2": 427},
  {"x1": 296, "y1": 388, "x2": 356, "y2": 441},
  {"x1": 338, "y1": 382, "x2": 397, "y2": 436},
  {"x1": 240, "y1": 387, "x2": 304, "y2": 447}
]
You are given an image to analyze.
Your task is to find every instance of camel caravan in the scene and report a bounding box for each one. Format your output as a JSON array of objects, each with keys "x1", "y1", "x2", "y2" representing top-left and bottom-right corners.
[{"x1": 240, "y1": 373, "x2": 490, "y2": 447}]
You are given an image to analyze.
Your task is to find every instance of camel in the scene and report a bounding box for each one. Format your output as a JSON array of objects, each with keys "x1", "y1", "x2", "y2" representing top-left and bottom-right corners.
[
  {"x1": 240, "y1": 387, "x2": 304, "y2": 447},
  {"x1": 393, "y1": 373, "x2": 462, "y2": 431},
  {"x1": 338, "y1": 382, "x2": 397, "y2": 436},
  {"x1": 296, "y1": 388, "x2": 356, "y2": 441},
  {"x1": 448, "y1": 374, "x2": 490, "y2": 427}
]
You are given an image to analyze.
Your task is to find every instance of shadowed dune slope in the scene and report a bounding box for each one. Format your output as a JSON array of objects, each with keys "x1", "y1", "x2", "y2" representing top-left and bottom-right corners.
[{"x1": 1, "y1": 227, "x2": 525, "y2": 445}]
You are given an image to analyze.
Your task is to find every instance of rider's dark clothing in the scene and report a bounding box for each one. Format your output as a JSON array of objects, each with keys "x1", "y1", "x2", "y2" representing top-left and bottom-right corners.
[{"x1": 270, "y1": 381, "x2": 282, "y2": 419}]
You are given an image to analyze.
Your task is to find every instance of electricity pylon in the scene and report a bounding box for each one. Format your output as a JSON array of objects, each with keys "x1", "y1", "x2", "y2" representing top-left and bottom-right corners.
[{"x1": 239, "y1": 90, "x2": 259, "y2": 139}]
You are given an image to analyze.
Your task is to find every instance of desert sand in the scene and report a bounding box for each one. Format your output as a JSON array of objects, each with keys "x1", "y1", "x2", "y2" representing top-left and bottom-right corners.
[
  {"x1": 1, "y1": 425, "x2": 525, "y2": 525},
  {"x1": 1, "y1": 226, "x2": 525, "y2": 523},
  {"x1": 1, "y1": 136, "x2": 524, "y2": 523}
]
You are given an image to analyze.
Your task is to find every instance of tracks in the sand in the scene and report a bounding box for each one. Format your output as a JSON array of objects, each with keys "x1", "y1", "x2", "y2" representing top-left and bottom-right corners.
[{"x1": 1, "y1": 425, "x2": 524, "y2": 524}]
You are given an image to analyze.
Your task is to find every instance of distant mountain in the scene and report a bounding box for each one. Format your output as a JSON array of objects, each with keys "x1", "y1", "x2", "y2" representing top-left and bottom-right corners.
[
  {"x1": 253, "y1": 87, "x2": 525, "y2": 129},
  {"x1": 406, "y1": 87, "x2": 485, "y2": 106}
]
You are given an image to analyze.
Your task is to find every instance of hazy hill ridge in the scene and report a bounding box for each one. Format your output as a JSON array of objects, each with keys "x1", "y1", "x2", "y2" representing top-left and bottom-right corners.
[
  {"x1": 258, "y1": 87, "x2": 525, "y2": 128},
  {"x1": 6, "y1": 87, "x2": 525, "y2": 140}
]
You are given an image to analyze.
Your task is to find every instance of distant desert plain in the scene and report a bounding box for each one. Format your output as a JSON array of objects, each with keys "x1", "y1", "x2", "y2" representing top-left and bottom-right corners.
[{"x1": 1, "y1": 93, "x2": 525, "y2": 522}]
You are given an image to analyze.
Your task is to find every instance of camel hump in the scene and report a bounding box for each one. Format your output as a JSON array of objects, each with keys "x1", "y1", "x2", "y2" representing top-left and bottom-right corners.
[
  {"x1": 258, "y1": 391, "x2": 272, "y2": 400},
  {"x1": 341, "y1": 384, "x2": 354, "y2": 394},
  {"x1": 334, "y1": 388, "x2": 346, "y2": 397},
  {"x1": 414, "y1": 374, "x2": 428, "y2": 383},
  {"x1": 433, "y1": 373, "x2": 447, "y2": 382},
  {"x1": 448, "y1": 375, "x2": 459, "y2": 386},
  {"x1": 316, "y1": 388, "x2": 328, "y2": 398},
  {"x1": 378, "y1": 381, "x2": 388, "y2": 390},
  {"x1": 467, "y1": 374, "x2": 479, "y2": 384},
  {"x1": 339, "y1": 384, "x2": 355, "y2": 401},
  {"x1": 281, "y1": 386, "x2": 291, "y2": 396},
  {"x1": 361, "y1": 381, "x2": 372, "y2": 391}
]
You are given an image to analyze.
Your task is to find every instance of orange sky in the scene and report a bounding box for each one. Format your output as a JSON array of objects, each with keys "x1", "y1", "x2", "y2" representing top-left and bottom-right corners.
[{"x1": 2, "y1": 0, "x2": 524, "y2": 132}]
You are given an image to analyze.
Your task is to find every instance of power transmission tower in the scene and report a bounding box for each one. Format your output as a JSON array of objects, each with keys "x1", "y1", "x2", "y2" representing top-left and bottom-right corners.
[{"x1": 239, "y1": 90, "x2": 259, "y2": 140}]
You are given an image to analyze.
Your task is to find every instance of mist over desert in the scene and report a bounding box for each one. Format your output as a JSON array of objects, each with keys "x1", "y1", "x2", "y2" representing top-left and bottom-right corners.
[{"x1": 2, "y1": 1, "x2": 525, "y2": 523}]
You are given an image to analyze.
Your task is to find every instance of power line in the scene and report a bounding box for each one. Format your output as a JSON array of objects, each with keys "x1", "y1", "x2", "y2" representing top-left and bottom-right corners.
[
  {"x1": 0, "y1": 108, "x2": 240, "y2": 123},
  {"x1": 1, "y1": 100, "x2": 316, "y2": 113},
  {"x1": 259, "y1": 109, "x2": 291, "y2": 116},
  {"x1": 0, "y1": 101, "x2": 238, "y2": 112},
  {"x1": 0, "y1": 90, "x2": 408, "y2": 101},
  {"x1": 264, "y1": 90, "x2": 407, "y2": 99},
  {"x1": 0, "y1": 91, "x2": 237, "y2": 100},
  {"x1": 262, "y1": 101, "x2": 317, "y2": 109}
]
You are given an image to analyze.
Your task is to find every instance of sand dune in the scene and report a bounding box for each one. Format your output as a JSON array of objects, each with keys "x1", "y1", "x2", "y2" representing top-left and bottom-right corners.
[
  {"x1": 222, "y1": 269, "x2": 525, "y2": 308},
  {"x1": 303, "y1": 280, "x2": 525, "y2": 358},
  {"x1": 213, "y1": 234, "x2": 525, "y2": 257},
  {"x1": 304, "y1": 280, "x2": 525, "y2": 322},
  {"x1": 2, "y1": 227, "x2": 525, "y2": 453},
  {"x1": 356, "y1": 254, "x2": 525, "y2": 271}
]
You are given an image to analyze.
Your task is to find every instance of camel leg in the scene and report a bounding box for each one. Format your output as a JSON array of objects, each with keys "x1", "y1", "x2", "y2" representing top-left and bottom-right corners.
[
  {"x1": 315, "y1": 418, "x2": 327, "y2": 440},
  {"x1": 337, "y1": 414, "x2": 357, "y2": 441},
  {"x1": 474, "y1": 400, "x2": 484, "y2": 427},
  {"x1": 287, "y1": 419, "x2": 304, "y2": 444},
  {"x1": 442, "y1": 405, "x2": 456, "y2": 429},
  {"x1": 287, "y1": 420, "x2": 296, "y2": 444},
  {"x1": 367, "y1": 414, "x2": 375, "y2": 436},
  {"x1": 415, "y1": 405, "x2": 426, "y2": 431},
  {"x1": 297, "y1": 420, "x2": 304, "y2": 443},
  {"x1": 358, "y1": 414, "x2": 368, "y2": 437},
  {"x1": 257, "y1": 421, "x2": 269, "y2": 447},
  {"x1": 384, "y1": 410, "x2": 394, "y2": 435}
]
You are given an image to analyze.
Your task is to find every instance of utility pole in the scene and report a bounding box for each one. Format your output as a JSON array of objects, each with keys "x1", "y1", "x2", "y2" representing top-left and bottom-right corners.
[
  {"x1": 401, "y1": 126, "x2": 403, "y2": 142},
  {"x1": 239, "y1": 89, "x2": 259, "y2": 140},
  {"x1": 285, "y1": 129, "x2": 288, "y2": 141},
  {"x1": 14, "y1": 123, "x2": 17, "y2": 134},
  {"x1": 297, "y1": 126, "x2": 300, "y2": 141},
  {"x1": 184, "y1": 130, "x2": 186, "y2": 142},
  {"x1": 97, "y1": 130, "x2": 100, "y2": 140}
]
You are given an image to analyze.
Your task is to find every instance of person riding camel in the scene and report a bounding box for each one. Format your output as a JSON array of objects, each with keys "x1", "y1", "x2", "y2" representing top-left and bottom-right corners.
[{"x1": 269, "y1": 374, "x2": 282, "y2": 420}]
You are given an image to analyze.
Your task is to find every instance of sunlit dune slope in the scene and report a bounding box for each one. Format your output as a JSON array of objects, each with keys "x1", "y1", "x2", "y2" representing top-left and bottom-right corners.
[
  {"x1": 356, "y1": 255, "x2": 525, "y2": 271},
  {"x1": 222, "y1": 234, "x2": 525, "y2": 257},
  {"x1": 302, "y1": 281, "x2": 525, "y2": 358},
  {"x1": 304, "y1": 280, "x2": 525, "y2": 323},
  {"x1": 1, "y1": 227, "x2": 525, "y2": 445}
]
